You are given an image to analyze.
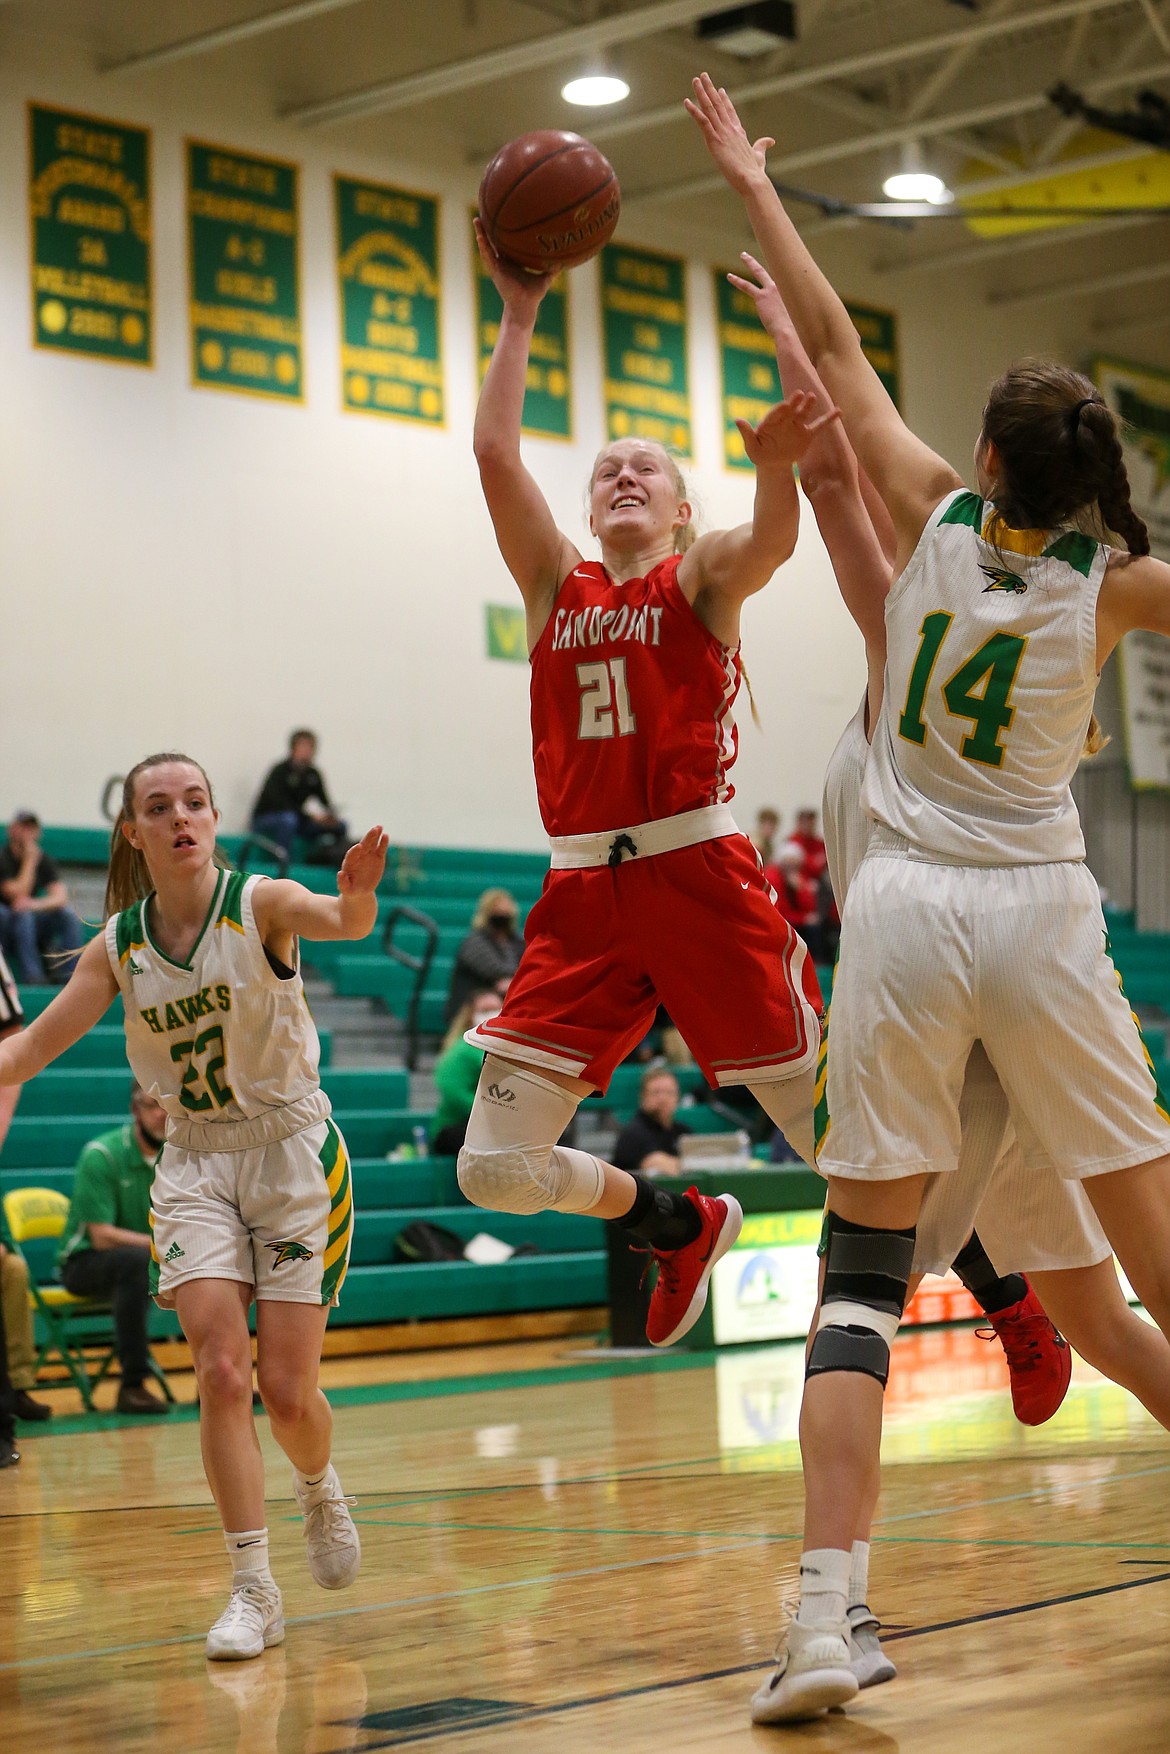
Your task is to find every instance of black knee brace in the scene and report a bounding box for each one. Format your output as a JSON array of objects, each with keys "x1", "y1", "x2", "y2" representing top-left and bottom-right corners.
[{"x1": 806, "y1": 1210, "x2": 916, "y2": 1388}]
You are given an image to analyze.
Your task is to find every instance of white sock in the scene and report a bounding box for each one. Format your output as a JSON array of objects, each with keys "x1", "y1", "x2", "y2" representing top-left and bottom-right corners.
[
  {"x1": 225, "y1": 1528, "x2": 273, "y2": 1586},
  {"x1": 848, "y1": 1540, "x2": 870, "y2": 1612},
  {"x1": 795, "y1": 1547, "x2": 851, "y2": 1628},
  {"x1": 294, "y1": 1461, "x2": 334, "y2": 1502}
]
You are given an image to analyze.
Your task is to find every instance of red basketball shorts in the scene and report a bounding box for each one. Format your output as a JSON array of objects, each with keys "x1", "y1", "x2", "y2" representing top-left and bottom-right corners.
[{"x1": 467, "y1": 834, "x2": 822, "y2": 1092}]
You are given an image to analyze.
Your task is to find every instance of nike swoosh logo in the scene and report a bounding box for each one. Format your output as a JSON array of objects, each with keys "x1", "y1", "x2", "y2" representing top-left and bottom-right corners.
[{"x1": 699, "y1": 1238, "x2": 715, "y2": 1264}]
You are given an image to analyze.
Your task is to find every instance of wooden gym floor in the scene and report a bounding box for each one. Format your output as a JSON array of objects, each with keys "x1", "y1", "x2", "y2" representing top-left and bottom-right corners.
[{"x1": 3, "y1": 1325, "x2": 1170, "y2": 1753}]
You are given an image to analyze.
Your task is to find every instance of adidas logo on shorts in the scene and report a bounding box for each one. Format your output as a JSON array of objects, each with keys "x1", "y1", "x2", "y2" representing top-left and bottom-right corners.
[{"x1": 163, "y1": 1241, "x2": 185, "y2": 1263}]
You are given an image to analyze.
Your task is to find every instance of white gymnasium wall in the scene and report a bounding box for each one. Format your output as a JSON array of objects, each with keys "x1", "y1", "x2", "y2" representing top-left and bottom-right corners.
[{"x1": 0, "y1": 21, "x2": 1106, "y2": 849}]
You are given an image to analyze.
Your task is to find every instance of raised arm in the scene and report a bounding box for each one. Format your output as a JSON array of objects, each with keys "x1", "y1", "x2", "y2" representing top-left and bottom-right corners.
[
  {"x1": 1097, "y1": 551, "x2": 1170, "y2": 667},
  {"x1": 679, "y1": 390, "x2": 841, "y2": 643},
  {"x1": 686, "y1": 74, "x2": 961, "y2": 569},
  {"x1": 729, "y1": 255, "x2": 892, "y2": 660},
  {"x1": 472, "y1": 223, "x2": 580, "y2": 643},
  {"x1": 0, "y1": 934, "x2": 117, "y2": 1085},
  {"x1": 252, "y1": 826, "x2": 387, "y2": 950}
]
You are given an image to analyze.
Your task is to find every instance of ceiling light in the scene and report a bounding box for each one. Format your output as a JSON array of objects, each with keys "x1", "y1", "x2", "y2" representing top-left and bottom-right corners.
[
  {"x1": 562, "y1": 74, "x2": 630, "y2": 106},
  {"x1": 883, "y1": 141, "x2": 953, "y2": 204}
]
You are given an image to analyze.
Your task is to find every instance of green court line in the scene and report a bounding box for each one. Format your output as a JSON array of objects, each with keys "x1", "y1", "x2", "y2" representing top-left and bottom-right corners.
[
  {"x1": 17, "y1": 1347, "x2": 713, "y2": 1442},
  {"x1": 0, "y1": 1539, "x2": 759, "y2": 1675}
]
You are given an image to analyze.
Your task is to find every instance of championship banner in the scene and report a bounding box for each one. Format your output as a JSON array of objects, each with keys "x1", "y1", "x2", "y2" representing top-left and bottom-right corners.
[
  {"x1": 846, "y1": 301, "x2": 900, "y2": 408},
  {"x1": 336, "y1": 177, "x2": 443, "y2": 424},
  {"x1": 1095, "y1": 356, "x2": 1170, "y2": 788},
  {"x1": 473, "y1": 215, "x2": 570, "y2": 440},
  {"x1": 600, "y1": 242, "x2": 691, "y2": 455},
  {"x1": 187, "y1": 141, "x2": 302, "y2": 401},
  {"x1": 29, "y1": 103, "x2": 151, "y2": 366},
  {"x1": 714, "y1": 268, "x2": 782, "y2": 471}
]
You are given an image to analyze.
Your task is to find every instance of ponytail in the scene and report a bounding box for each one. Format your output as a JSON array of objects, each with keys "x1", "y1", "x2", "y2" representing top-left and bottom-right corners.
[
  {"x1": 1077, "y1": 401, "x2": 1150, "y2": 557},
  {"x1": 103, "y1": 751, "x2": 218, "y2": 920},
  {"x1": 1082, "y1": 711, "x2": 1110, "y2": 759}
]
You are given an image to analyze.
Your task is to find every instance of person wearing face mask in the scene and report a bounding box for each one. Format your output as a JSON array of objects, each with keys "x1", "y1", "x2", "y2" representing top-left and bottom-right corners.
[
  {"x1": 445, "y1": 889, "x2": 525, "y2": 1026},
  {"x1": 431, "y1": 991, "x2": 503, "y2": 1157},
  {"x1": 57, "y1": 1083, "x2": 174, "y2": 1415}
]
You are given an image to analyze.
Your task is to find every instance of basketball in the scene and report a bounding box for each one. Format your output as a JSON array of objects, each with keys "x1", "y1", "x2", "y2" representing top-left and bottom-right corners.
[{"x1": 478, "y1": 130, "x2": 620, "y2": 273}]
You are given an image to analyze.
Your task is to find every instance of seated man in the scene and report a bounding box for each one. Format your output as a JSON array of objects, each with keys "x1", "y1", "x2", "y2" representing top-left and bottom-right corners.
[
  {"x1": 57, "y1": 1085, "x2": 170, "y2": 1416},
  {"x1": 611, "y1": 1069, "x2": 692, "y2": 1176},
  {"x1": 0, "y1": 811, "x2": 85, "y2": 985},
  {"x1": 251, "y1": 729, "x2": 349, "y2": 861},
  {"x1": 0, "y1": 1244, "x2": 51, "y2": 1422}
]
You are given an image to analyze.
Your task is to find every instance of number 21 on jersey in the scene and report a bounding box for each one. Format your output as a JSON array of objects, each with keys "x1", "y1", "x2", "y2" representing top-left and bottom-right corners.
[
  {"x1": 898, "y1": 611, "x2": 1027, "y2": 768},
  {"x1": 577, "y1": 658, "x2": 637, "y2": 740}
]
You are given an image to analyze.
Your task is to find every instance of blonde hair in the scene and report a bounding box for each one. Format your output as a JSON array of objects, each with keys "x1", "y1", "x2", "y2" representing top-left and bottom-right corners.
[
  {"x1": 471, "y1": 887, "x2": 519, "y2": 930},
  {"x1": 104, "y1": 752, "x2": 220, "y2": 919},
  {"x1": 1082, "y1": 712, "x2": 1110, "y2": 759},
  {"x1": 586, "y1": 443, "x2": 698, "y2": 556}
]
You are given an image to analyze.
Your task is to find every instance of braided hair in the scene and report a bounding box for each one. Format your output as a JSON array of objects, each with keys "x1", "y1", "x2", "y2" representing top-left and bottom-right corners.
[{"x1": 981, "y1": 360, "x2": 1149, "y2": 555}]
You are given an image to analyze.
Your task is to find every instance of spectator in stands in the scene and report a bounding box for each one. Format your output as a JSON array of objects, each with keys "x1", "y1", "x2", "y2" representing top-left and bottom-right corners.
[
  {"x1": 446, "y1": 889, "x2": 525, "y2": 1024},
  {"x1": 0, "y1": 811, "x2": 85, "y2": 985},
  {"x1": 611, "y1": 1069, "x2": 692, "y2": 1175},
  {"x1": 251, "y1": 730, "x2": 349, "y2": 864},
  {"x1": 766, "y1": 841, "x2": 821, "y2": 956},
  {"x1": 0, "y1": 1244, "x2": 51, "y2": 1422},
  {"x1": 751, "y1": 806, "x2": 780, "y2": 866},
  {"x1": 57, "y1": 1084, "x2": 171, "y2": 1416},
  {"x1": 787, "y1": 806, "x2": 828, "y2": 886},
  {"x1": 432, "y1": 990, "x2": 501, "y2": 1157}
]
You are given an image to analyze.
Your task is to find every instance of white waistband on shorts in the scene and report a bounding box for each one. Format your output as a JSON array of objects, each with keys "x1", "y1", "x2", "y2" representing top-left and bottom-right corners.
[
  {"x1": 865, "y1": 823, "x2": 1084, "y2": 871},
  {"x1": 166, "y1": 1086, "x2": 330, "y2": 1153},
  {"x1": 548, "y1": 803, "x2": 739, "y2": 870}
]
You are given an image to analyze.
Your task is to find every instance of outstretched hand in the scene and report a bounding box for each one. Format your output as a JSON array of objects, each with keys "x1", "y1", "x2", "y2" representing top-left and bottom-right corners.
[
  {"x1": 684, "y1": 71, "x2": 773, "y2": 194},
  {"x1": 337, "y1": 827, "x2": 389, "y2": 899},
  {"x1": 736, "y1": 391, "x2": 841, "y2": 472},
  {"x1": 727, "y1": 252, "x2": 792, "y2": 340},
  {"x1": 473, "y1": 218, "x2": 555, "y2": 319}
]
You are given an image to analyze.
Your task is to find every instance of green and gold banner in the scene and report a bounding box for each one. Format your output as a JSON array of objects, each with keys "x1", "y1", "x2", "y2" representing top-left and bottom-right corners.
[
  {"x1": 336, "y1": 177, "x2": 443, "y2": 423},
  {"x1": 29, "y1": 103, "x2": 152, "y2": 366},
  {"x1": 473, "y1": 215, "x2": 570, "y2": 440},
  {"x1": 846, "y1": 301, "x2": 900, "y2": 407},
  {"x1": 714, "y1": 268, "x2": 783, "y2": 470},
  {"x1": 485, "y1": 603, "x2": 528, "y2": 662},
  {"x1": 600, "y1": 243, "x2": 691, "y2": 455},
  {"x1": 187, "y1": 141, "x2": 302, "y2": 401}
]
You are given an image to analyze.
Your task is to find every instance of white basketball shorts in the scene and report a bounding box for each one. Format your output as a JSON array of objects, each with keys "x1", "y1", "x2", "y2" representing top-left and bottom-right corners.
[
  {"x1": 149, "y1": 1116, "x2": 354, "y2": 1307},
  {"x1": 912, "y1": 1043, "x2": 1113, "y2": 1276},
  {"x1": 819, "y1": 847, "x2": 1170, "y2": 1184}
]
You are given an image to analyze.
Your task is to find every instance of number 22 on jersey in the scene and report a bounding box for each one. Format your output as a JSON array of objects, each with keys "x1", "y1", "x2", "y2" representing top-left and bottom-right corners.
[{"x1": 898, "y1": 611, "x2": 1027, "y2": 768}]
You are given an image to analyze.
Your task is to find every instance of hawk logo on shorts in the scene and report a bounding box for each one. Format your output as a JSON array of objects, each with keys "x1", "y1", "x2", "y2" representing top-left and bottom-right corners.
[
  {"x1": 980, "y1": 565, "x2": 1028, "y2": 595},
  {"x1": 268, "y1": 1240, "x2": 314, "y2": 1267}
]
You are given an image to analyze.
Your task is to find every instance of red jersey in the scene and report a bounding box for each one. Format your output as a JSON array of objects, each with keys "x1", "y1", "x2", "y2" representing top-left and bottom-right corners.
[{"x1": 529, "y1": 555, "x2": 741, "y2": 837}]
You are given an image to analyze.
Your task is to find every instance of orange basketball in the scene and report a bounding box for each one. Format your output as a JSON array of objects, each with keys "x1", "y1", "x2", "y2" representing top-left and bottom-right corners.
[{"x1": 478, "y1": 130, "x2": 620, "y2": 273}]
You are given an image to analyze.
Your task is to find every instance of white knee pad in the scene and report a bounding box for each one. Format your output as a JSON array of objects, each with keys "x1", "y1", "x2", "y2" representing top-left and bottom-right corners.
[
  {"x1": 457, "y1": 1057, "x2": 605, "y2": 1216},
  {"x1": 747, "y1": 1066, "x2": 817, "y2": 1167}
]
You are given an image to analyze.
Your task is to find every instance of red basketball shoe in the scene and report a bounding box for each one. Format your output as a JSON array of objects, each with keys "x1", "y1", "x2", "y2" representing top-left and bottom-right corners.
[
  {"x1": 646, "y1": 1188, "x2": 743, "y2": 1348},
  {"x1": 980, "y1": 1281, "x2": 1072, "y2": 1426}
]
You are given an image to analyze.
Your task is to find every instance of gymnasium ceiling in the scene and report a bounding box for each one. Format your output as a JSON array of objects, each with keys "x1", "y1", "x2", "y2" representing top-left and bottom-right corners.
[{"x1": 4, "y1": 0, "x2": 1170, "y2": 347}]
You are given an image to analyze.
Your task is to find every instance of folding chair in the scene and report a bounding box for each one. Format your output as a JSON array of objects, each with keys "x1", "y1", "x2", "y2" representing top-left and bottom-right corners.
[{"x1": 2, "y1": 1187, "x2": 173, "y2": 1410}]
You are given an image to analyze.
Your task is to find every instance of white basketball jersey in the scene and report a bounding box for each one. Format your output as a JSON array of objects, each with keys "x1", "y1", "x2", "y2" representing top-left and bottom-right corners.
[
  {"x1": 864, "y1": 490, "x2": 1107, "y2": 864},
  {"x1": 106, "y1": 869, "x2": 321, "y2": 1127},
  {"x1": 821, "y1": 694, "x2": 870, "y2": 909}
]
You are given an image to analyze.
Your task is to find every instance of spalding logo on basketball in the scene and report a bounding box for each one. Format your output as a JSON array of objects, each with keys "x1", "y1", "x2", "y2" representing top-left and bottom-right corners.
[{"x1": 478, "y1": 130, "x2": 621, "y2": 274}]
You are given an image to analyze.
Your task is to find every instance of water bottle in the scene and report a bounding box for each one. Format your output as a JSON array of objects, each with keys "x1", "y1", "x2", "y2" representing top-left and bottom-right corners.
[{"x1": 412, "y1": 1124, "x2": 429, "y2": 1160}]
